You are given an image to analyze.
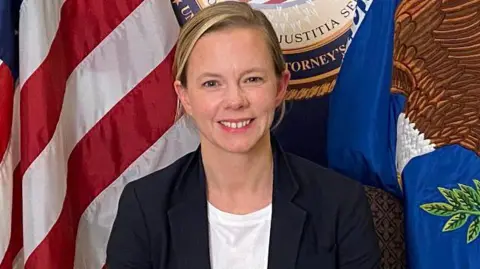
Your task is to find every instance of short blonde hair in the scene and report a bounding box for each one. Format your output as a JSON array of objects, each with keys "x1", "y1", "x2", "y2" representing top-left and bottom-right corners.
[{"x1": 173, "y1": 1, "x2": 287, "y2": 129}]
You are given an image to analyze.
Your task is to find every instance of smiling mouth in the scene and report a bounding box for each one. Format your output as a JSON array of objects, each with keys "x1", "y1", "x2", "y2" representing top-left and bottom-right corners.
[{"x1": 218, "y1": 119, "x2": 254, "y2": 129}]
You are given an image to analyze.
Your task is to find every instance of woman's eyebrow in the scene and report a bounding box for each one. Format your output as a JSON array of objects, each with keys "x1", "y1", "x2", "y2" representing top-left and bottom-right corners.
[
  {"x1": 197, "y1": 72, "x2": 223, "y2": 80},
  {"x1": 239, "y1": 67, "x2": 268, "y2": 76}
]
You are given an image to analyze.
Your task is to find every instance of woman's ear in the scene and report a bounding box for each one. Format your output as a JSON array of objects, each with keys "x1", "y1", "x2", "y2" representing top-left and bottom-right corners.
[
  {"x1": 173, "y1": 80, "x2": 193, "y2": 116},
  {"x1": 275, "y1": 69, "x2": 290, "y2": 106}
]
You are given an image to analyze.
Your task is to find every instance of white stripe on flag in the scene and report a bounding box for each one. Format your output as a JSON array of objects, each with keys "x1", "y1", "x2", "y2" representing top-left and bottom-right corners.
[
  {"x1": 19, "y1": 0, "x2": 66, "y2": 88},
  {"x1": 12, "y1": 249, "x2": 23, "y2": 269},
  {"x1": 22, "y1": 0, "x2": 180, "y2": 259}
]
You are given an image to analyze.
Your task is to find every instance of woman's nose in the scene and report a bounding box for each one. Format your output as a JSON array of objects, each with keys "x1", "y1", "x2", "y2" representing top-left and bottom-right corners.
[{"x1": 225, "y1": 85, "x2": 249, "y2": 109}]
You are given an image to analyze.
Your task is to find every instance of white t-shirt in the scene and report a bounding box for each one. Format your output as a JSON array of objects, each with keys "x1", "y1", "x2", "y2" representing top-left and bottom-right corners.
[{"x1": 207, "y1": 202, "x2": 272, "y2": 269}]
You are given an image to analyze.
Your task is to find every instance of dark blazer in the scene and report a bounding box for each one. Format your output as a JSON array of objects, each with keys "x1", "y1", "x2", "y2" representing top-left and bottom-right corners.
[{"x1": 106, "y1": 138, "x2": 381, "y2": 269}]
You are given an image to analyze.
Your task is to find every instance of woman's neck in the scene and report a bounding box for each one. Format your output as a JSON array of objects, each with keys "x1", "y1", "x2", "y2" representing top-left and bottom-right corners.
[{"x1": 200, "y1": 134, "x2": 274, "y2": 214}]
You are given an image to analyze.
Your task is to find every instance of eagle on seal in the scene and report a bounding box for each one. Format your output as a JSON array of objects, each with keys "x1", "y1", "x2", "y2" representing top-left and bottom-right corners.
[{"x1": 392, "y1": 0, "x2": 480, "y2": 175}]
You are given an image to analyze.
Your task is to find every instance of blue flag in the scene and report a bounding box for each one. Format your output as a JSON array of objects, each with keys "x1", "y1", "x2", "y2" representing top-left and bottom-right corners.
[
  {"x1": 0, "y1": 0, "x2": 20, "y2": 78},
  {"x1": 328, "y1": 0, "x2": 480, "y2": 268}
]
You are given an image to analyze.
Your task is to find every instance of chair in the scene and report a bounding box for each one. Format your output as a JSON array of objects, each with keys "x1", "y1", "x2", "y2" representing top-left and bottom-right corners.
[{"x1": 364, "y1": 185, "x2": 406, "y2": 268}]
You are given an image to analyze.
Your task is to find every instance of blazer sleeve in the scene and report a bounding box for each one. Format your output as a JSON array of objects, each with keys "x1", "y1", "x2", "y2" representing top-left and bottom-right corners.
[
  {"x1": 106, "y1": 183, "x2": 152, "y2": 269},
  {"x1": 337, "y1": 183, "x2": 381, "y2": 269}
]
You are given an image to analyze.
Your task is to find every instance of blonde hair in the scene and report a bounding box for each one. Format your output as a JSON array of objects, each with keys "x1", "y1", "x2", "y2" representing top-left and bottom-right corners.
[{"x1": 172, "y1": 1, "x2": 287, "y2": 129}]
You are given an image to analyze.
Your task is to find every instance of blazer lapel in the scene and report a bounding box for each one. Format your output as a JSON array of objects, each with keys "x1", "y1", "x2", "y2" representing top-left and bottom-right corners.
[
  {"x1": 167, "y1": 149, "x2": 212, "y2": 269},
  {"x1": 168, "y1": 199, "x2": 211, "y2": 269},
  {"x1": 267, "y1": 137, "x2": 306, "y2": 269},
  {"x1": 267, "y1": 195, "x2": 306, "y2": 269}
]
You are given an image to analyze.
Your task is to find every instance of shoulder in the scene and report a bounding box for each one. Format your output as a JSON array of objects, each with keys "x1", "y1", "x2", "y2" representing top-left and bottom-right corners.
[
  {"x1": 285, "y1": 152, "x2": 366, "y2": 208},
  {"x1": 285, "y1": 153, "x2": 375, "y2": 242},
  {"x1": 120, "y1": 150, "x2": 197, "y2": 206},
  {"x1": 286, "y1": 152, "x2": 364, "y2": 193}
]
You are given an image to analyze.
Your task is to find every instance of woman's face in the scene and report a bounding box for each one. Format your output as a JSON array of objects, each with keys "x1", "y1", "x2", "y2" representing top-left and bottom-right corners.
[{"x1": 175, "y1": 27, "x2": 290, "y2": 154}]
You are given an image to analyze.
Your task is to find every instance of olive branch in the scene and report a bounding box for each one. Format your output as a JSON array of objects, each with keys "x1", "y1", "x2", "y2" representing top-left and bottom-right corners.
[{"x1": 420, "y1": 179, "x2": 480, "y2": 244}]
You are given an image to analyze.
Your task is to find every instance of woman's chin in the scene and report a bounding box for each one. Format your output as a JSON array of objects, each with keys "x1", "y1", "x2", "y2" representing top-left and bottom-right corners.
[
  {"x1": 217, "y1": 139, "x2": 257, "y2": 154},
  {"x1": 217, "y1": 132, "x2": 270, "y2": 154}
]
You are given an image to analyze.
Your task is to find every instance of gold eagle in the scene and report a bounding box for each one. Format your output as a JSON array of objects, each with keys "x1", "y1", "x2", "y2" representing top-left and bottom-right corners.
[{"x1": 391, "y1": 0, "x2": 480, "y2": 159}]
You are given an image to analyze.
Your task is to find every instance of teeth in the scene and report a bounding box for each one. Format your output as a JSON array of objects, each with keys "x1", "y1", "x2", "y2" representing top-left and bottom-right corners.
[{"x1": 220, "y1": 119, "x2": 251, "y2": 129}]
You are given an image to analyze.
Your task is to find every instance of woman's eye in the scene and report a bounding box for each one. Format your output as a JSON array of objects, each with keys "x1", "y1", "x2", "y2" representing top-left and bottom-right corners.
[
  {"x1": 202, "y1": 80, "x2": 218, "y2": 87},
  {"x1": 246, "y1": 77, "x2": 263, "y2": 83}
]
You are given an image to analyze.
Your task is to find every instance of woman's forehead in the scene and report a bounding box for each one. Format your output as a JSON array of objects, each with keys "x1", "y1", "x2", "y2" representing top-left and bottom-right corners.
[{"x1": 188, "y1": 28, "x2": 272, "y2": 68}]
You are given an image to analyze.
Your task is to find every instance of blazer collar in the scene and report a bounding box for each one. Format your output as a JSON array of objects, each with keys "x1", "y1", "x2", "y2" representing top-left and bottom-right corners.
[{"x1": 167, "y1": 135, "x2": 306, "y2": 269}]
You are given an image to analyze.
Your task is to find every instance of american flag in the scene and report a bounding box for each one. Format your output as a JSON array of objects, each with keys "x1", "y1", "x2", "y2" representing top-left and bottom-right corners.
[{"x1": 0, "y1": 0, "x2": 199, "y2": 268}]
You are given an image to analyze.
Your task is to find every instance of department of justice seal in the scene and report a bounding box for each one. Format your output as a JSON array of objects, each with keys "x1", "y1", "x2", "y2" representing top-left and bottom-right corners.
[{"x1": 172, "y1": 0, "x2": 357, "y2": 101}]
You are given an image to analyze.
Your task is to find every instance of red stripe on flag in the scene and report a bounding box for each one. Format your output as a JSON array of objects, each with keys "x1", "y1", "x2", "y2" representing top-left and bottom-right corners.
[
  {"x1": 24, "y1": 47, "x2": 177, "y2": 268},
  {"x1": 19, "y1": 0, "x2": 144, "y2": 176},
  {"x1": 0, "y1": 63, "x2": 14, "y2": 162}
]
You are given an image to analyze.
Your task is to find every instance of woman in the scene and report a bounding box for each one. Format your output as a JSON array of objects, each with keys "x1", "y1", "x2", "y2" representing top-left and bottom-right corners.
[{"x1": 106, "y1": 2, "x2": 381, "y2": 269}]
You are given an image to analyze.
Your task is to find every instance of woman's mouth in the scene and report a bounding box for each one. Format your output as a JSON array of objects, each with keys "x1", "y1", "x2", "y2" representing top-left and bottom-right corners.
[{"x1": 218, "y1": 118, "x2": 254, "y2": 130}]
